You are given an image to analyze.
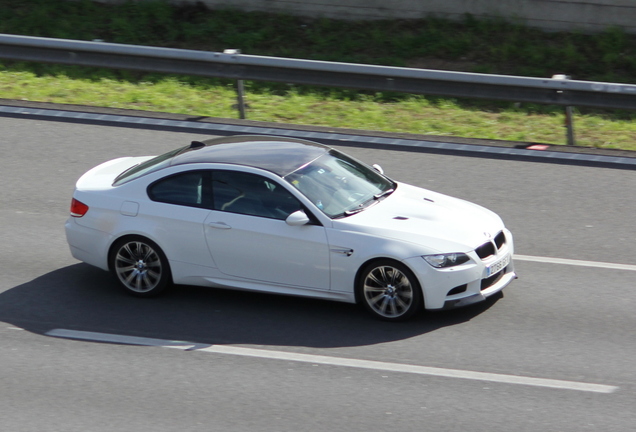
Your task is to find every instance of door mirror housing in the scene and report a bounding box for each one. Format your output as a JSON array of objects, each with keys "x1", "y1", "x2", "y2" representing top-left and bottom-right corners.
[
  {"x1": 372, "y1": 164, "x2": 384, "y2": 175},
  {"x1": 285, "y1": 210, "x2": 310, "y2": 226}
]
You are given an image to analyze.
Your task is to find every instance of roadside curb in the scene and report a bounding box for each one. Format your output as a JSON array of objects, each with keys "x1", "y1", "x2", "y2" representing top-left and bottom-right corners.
[{"x1": 2, "y1": 99, "x2": 635, "y2": 170}]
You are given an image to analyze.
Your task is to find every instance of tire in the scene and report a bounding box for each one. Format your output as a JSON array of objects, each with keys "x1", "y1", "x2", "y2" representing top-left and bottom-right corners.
[
  {"x1": 358, "y1": 260, "x2": 423, "y2": 321},
  {"x1": 109, "y1": 236, "x2": 171, "y2": 297}
]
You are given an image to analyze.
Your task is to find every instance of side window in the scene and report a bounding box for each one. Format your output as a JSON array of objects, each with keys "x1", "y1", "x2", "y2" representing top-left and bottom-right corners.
[
  {"x1": 212, "y1": 171, "x2": 302, "y2": 220},
  {"x1": 148, "y1": 171, "x2": 206, "y2": 208}
]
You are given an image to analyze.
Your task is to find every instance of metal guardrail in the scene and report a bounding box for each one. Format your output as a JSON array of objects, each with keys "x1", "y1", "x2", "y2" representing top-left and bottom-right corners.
[
  {"x1": 2, "y1": 34, "x2": 636, "y2": 110},
  {"x1": 1, "y1": 33, "x2": 636, "y2": 146}
]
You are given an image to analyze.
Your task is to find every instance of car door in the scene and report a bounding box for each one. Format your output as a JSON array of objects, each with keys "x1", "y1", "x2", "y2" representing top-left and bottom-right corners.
[
  {"x1": 203, "y1": 170, "x2": 331, "y2": 290},
  {"x1": 145, "y1": 170, "x2": 215, "y2": 273}
]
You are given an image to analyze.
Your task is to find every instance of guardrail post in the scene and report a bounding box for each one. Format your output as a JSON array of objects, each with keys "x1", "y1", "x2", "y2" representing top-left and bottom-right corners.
[
  {"x1": 236, "y1": 78, "x2": 247, "y2": 120},
  {"x1": 552, "y1": 74, "x2": 576, "y2": 146},
  {"x1": 565, "y1": 105, "x2": 575, "y2": 146},
  {"x1": 224, "y1": 49, "x2": 246, "y2": 119}
]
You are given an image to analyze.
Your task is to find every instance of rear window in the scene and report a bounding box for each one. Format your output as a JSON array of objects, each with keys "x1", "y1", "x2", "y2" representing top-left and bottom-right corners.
[
  {"x1": 148, "y1": 171, "x2": 207, "y2": 208},
  {"x1": 113, "y1": 146, "x2": 186, "y2": 186}
]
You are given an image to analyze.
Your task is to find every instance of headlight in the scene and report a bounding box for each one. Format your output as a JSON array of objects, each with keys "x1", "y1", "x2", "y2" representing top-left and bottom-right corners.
[{"x1": 423, "y1": 253, "x2": 470, "y2": 268}]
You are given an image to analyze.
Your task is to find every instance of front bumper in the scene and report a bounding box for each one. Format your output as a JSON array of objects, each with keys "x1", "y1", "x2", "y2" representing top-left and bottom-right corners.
[
  {"x1": 403, "y1": 229, "x2": 516, "y2": 310},
  {"x1": 441, "y1": 269, "x2": 517, "y2": 309}
]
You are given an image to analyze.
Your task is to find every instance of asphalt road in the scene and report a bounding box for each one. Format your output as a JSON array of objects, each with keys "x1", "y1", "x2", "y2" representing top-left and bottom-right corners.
[{"x1": 1, "y1": 113, "x2": 635, "y2": 431}]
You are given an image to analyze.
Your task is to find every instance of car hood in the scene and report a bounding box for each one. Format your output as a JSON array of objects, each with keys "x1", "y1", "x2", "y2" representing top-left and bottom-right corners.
[{"x1": 335, "y1": 183, "x2": 504, "y2": 254}]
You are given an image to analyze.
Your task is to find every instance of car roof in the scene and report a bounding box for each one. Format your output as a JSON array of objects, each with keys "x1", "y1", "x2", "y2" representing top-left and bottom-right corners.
[{"x1": 170, "y1": 135, "x2": 329, "y2": 177}]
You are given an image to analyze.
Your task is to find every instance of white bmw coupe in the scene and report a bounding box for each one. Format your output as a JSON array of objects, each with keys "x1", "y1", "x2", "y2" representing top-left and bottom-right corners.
[{"x1": 66, "y1": 135, "x2": 516, "y2": 321}]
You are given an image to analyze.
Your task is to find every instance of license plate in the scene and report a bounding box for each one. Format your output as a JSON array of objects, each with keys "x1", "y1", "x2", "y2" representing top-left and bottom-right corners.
[{"x1": 486, "y1": 254, "x2": 510, "y2": 277}]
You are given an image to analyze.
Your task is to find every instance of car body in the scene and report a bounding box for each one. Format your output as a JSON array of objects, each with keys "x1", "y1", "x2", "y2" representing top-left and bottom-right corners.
[{"x1": 65, "y1": 135, "x2": 516, "y2": 321}]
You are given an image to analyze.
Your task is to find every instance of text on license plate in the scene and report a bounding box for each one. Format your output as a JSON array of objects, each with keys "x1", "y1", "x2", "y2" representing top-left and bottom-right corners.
[{"x1": 486, "y1": 254, "x2": 511, "y2": 277}]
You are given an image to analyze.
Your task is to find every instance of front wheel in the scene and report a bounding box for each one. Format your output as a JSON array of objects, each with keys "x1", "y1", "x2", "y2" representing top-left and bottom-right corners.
[
  {"x1": 110, "y1": 237, "x2": 171, "y2": 297},
  {"x1": 358, "y1": 260, "x2": 423, "y2": 321}
]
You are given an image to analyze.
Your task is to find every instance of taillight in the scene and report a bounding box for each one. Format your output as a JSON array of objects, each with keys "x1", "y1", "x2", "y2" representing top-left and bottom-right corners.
[{"x1": 70, "y1": 198, "x2": 89, "y2": 217}]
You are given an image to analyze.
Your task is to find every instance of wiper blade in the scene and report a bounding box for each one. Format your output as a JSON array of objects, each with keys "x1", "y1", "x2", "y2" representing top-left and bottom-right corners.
[
  {"x1": 343, "y1": 207, "x2": 366, "y2": 216},
  {"x1": 343, "y1": 196, "x2": 382, "y2": 216},
  {"x1": 374, "y1": 188, "x2": 394, "y2": 200},
  {"x1": 338, "y1": 189, "x2": 394, "y2": 218}
]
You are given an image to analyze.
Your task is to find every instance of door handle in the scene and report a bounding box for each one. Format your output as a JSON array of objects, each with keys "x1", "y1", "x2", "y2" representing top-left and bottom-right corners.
[{"x1": 208, "y1": 221, "x2": 231, "y2": 229}]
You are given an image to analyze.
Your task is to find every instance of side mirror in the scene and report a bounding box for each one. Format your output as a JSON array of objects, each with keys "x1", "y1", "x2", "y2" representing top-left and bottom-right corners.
[
  {"x1": 285, "y1": 210, "x2": 310, "y2": 226},
  {"x1": 372, "y1": 164, "x2": 384, "y2": 175}
]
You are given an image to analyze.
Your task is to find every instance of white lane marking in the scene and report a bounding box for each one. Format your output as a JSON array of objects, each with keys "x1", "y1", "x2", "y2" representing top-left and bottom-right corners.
[
  {"x1": 46, "y1": 329, "x2": 618, "y2": 394},
  {"x1": 515, "y1": 255, "x2": 636, "y2": 272}
]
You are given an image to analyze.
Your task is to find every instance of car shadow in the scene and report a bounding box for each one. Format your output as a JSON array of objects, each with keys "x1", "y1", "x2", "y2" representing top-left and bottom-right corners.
[{"x1": 0, "y1": 264, "x2": 502, "y2": 349}]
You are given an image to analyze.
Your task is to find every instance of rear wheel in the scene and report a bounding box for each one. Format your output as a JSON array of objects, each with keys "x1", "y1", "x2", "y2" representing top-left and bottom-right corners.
[
  {"x1": 358, "y1": 260, "x2": 422, "y2": 321},
  {"x1": 110, "y1": 237, "x2": 171, "y2": 297}
]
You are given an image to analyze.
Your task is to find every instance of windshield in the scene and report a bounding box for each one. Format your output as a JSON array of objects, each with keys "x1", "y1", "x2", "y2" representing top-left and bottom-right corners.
[{"x1": 284, "y1": 150, "x2": 396, "y2": 218}]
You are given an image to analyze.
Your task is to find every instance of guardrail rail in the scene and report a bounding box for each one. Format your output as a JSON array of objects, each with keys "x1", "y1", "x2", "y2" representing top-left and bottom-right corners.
[{"x1": 2, "y1": 33, "x2": 636, "y2": 143}]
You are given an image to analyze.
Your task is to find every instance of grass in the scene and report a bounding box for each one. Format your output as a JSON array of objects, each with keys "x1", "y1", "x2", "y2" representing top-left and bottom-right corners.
[{"x1": 1, "y1": 0, "x2": 635, "y2": 150}]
